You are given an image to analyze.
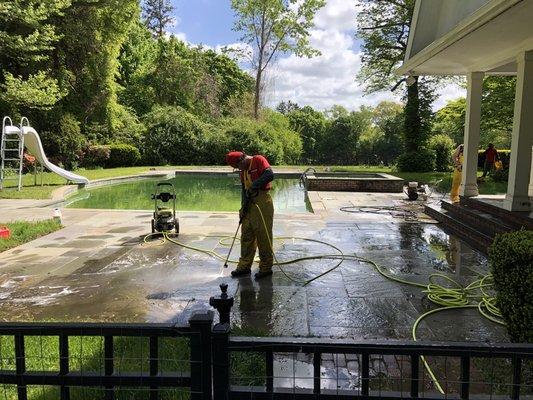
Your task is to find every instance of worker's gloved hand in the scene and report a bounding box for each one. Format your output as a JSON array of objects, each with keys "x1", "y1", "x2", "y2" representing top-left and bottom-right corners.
[{"x1": 239, "y1": 208, "x2": 245, "y2": 222}]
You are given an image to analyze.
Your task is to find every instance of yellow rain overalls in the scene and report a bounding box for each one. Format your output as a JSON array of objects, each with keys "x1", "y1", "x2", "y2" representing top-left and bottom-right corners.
[
  {"x1": 450, "y1": 153, "x2": 463, "y2": 203},
  {"x1": 236, "y1": 162, "x2": 274, "y2": 273}
]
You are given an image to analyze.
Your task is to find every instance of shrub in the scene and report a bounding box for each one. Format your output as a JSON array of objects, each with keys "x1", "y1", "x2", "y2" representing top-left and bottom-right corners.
[
  {"x1": 491, "y1": 168, "x2": 509, "y2": 182},
  {"x1": 396, "y1": 147, "x2": 436, "y2": 172},
  {"x1": 82, "y1": 145, "x2": 111, "y2": 168},
  {"x1": 107, "y1": 144, "x2": 141, "y2": 167},
  {"x1": 489, "y1": 230, "x2": 533, "y2": 343},
  {"x1": 223, "y1": 118, "x2": 283, "y2": 164},
  {"x1": 112, "y1": 106, "x2": 145, "y2": 147},
  {"x1": 222, "y1": 116, "x2": 302, "y2": 165},
  {"x1": 142, "y1": 106, "x2": 215, "y2": 165},
  {"x1": 428, "y1": 134, "x2": 454, "y2": 172},
  {"x1": 41, "y1": 113, "x2": 86, "y2": 170}
]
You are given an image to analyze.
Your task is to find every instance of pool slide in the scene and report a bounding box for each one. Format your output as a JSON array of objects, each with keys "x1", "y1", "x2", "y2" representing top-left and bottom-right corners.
[{"x1": 22, "y1": 126, "x2": 89, "y2": 185}]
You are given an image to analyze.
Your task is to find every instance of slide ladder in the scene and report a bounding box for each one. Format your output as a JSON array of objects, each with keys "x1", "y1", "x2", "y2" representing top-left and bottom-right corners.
[{"x1": 0, "y1": 117, "x2": 24, "y2": 191}]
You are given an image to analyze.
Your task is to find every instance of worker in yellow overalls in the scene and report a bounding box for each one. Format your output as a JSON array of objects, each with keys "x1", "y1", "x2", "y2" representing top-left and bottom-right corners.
[
  {"x1": 225, "y1": 151, "x2": 275, "y2": 280},
  {"x1": 450, "y1": 144, "x2": 464, "y2": 203}
]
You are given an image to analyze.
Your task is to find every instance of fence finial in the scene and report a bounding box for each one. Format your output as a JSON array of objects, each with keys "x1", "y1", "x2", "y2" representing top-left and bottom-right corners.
[{"x1": 209, "y1": 283, "x2": 234, "y2": 324}]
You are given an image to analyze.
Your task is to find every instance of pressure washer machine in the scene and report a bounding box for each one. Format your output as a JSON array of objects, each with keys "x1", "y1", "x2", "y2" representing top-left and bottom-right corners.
[{"x1": 151, "y1": 182, "x2": 179, "y2": 234}]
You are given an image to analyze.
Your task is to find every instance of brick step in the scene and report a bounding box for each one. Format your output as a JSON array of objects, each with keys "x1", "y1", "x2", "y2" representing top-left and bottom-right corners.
[
  {"x1": 424, "y1": 204, "x2": 493, "y2": 254},
  {"x1": 460, "y1": 196, "x2": 533, "y2": 230},
  {"x1": 440, "y1": 201, "x2": 514, "y2": 238}
]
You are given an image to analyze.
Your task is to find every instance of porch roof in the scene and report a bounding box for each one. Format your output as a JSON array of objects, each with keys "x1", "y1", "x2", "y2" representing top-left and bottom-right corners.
[{"x1": 397, "y1": 0, "x2": 533, "y2": 76}]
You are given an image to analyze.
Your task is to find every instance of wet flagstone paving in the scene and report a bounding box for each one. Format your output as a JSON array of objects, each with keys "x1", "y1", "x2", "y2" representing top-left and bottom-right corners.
[{"x1": 0, "y1": 193, "x2": 507, "y2": 345}]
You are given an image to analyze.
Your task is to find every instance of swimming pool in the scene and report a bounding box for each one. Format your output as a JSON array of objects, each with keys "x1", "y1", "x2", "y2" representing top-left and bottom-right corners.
[{"x1": 66, "y1": 174, "x2": 312, "y2": 213}]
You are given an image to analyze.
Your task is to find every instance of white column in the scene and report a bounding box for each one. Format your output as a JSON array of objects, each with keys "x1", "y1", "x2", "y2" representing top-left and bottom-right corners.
[
  {"x1": 504, "y1": 50, "x2": 533, "y2": 211},
  {"x1": 459, "y1": 72, "x2": 484, "y2": 198}
]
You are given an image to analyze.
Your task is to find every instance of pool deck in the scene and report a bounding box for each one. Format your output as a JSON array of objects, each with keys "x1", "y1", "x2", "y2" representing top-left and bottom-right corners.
[{"x1": 0, "y1": 180, "x2": 507, "y2": 344}]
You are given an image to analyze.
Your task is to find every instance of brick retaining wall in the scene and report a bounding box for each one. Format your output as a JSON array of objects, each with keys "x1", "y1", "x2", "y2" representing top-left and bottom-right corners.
[{"x1": 305, "y1": 173, "x2": 404, "y2": 193}]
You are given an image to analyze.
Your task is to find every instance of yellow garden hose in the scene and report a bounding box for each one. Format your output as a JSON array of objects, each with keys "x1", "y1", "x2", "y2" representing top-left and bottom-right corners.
[{"x1": 143, "y1": 204, "x2": 505, "y2": 395}]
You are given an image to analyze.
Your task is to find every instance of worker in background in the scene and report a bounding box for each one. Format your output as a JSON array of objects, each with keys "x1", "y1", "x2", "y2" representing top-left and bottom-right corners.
[
  {"x1": 225, "y1": 151, "x2": 275, "y2": 280},
  {"x1": 450, "y1": 144, "x2": 464, "y2": 203},
  {"x1": 481, "y1": 143, "x2": 499, "y2": 178}
]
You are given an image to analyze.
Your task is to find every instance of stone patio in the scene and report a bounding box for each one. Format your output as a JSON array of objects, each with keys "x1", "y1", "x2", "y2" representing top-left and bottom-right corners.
[{"x1": 0, "y1": 191, "x2": 507, "y2": 344}]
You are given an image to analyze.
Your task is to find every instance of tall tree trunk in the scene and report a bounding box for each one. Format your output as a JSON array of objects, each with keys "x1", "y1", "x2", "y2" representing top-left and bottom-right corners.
[
  {"x1": 404, "y1": 77, "x2": 421, "y2": 153},
  {"x1": 254, "y1": 68, "x2": 262, "y2": 119}
]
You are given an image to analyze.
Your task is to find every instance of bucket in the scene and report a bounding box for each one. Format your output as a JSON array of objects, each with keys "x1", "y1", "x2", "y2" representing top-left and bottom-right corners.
[
  {"x1": 0, "y1": 226, "x2": 11, "y2": 239},
  {"x1": 53, "y1": 208, "x2": 63, "y2": 225}
]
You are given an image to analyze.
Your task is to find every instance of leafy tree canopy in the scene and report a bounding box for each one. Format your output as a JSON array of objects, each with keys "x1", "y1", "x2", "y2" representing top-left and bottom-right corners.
[{"x1": 231, "y1": 0, "x2": 325, "y2": 118}]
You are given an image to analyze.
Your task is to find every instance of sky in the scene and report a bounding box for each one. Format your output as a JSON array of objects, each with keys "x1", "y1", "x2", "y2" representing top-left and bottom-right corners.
[{"x1": 167, "y1": 0, "x2": 466, "y2": 111}]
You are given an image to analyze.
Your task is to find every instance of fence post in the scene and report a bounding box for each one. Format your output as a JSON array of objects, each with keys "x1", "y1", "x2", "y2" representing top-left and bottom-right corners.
[
  {"x1": 210, "y1": 283, "x2": 234, "y2": 400},
  {"x1": 189, "y1": 310, "x2": 214, "y2": 400},
  {"x1": 212, "y1": 323, "x2": 231, "y2": 400}
]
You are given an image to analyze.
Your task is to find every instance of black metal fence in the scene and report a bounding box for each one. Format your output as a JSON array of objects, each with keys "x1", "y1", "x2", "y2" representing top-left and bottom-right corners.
[{"x1": 0, "y1": 285, "x2": 532, "y2": 400}]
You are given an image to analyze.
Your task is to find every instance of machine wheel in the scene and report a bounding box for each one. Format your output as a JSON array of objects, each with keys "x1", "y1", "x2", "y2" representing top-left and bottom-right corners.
[
  {"x1": 174, "y1": 219, "x2": 179, "y2": 235},
  {"x1": 151, "y1": 219, "x2": 155, "y2": 234}
]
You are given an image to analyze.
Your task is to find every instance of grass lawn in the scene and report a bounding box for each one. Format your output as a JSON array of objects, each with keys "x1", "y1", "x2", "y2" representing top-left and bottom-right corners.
[
  {"x1": 0, "y1": 219, "x2": 62, "y2": 253},
  {"x1": 0, "y1": 165, "x2": 508, "y2": 200},
  {"x1": 0, "y1": 325, "x2": 265, "y2": 399}
]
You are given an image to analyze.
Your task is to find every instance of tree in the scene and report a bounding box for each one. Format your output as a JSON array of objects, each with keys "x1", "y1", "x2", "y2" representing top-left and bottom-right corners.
[
  {"x1": 287, "y1": 105, "x2": 328, "y2": 162},
  {"x1": 276, "y1": 100, "x2": 300, "y2": 115},
  {"x1": 142, "y1": 0, "x2": 175, "y2": 38},
  {"x1": 433, "y1": 77, "x2": 517, "y2": 148},
  {"x1": 357, "y1": 0, "x2": 437, "y2": 171},
  {"x1": 231, "y1": 0, "x2": 326, "y2": 119},
  {"x1": 320, "y1": 110, "x2": 370, "y2": 165},
  {"x1": 0, "y1": 0, "x2": 71, "y2": 114},
  {"x1": 57, "y1": 0, "x2": 139, "y2": 133}
]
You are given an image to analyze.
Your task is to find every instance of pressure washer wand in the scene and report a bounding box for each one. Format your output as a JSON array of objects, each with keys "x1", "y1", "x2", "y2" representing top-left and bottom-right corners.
[{"x1": 223, "y1": 221, "x2": 241, "y2": 268}]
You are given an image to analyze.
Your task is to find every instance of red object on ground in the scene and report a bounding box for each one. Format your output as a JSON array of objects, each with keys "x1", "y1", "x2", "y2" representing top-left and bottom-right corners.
[{"x1": 0, "y1": 226, "x2": 11, "y2": 239}]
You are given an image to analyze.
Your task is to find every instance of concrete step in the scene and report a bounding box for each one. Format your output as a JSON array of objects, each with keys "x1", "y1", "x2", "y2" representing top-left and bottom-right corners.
[
  {"x1": 440, "y1": 201, "x2": 514, "y2": 238},
  {"x1": 460, "y1": 196, "x2": 533, "y2": 230},
  {"x1": 424, "y1": 204, "x2": 493, "y2": 254}
]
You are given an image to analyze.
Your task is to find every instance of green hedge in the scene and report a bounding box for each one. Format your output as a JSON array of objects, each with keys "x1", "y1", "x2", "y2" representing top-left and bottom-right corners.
[
  {"x1": 396, "y1": 148, "x2": 436, "y2": 172},
  {"x1": 81, "y1": 144, "x2": 140, "y2": 168},
  {"x1": 82, "y1": 145, "x2": 111, "y2": 168},
  {"x1": 107, "y1": 144, "x2": 141, "y2": 168},
  {"x1": 142, "y1": 106, "x2": 302, "y2": 166},
  {"x1": 489, "y1": 230, "x2": 533, "y2": 343},
  {"x1": 428, "y1": 134, "x2": 454, "y2": 172}
]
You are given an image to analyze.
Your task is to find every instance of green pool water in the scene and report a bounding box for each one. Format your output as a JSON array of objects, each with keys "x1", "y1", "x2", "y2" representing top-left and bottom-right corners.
[{"x1": 66, "y1": 174, "x2": 312, "y2": 213}]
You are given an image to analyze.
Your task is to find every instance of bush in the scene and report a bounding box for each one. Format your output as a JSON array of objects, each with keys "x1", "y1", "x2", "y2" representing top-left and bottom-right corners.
[
  {"x1": 223, "y1": 118, "x2": 284, "y2": 164},
  {"x1": 491, "y1": 168, "x2": 509, "y2": 182},
  {"x1": 142, "y1": 106, "x2": 216, "y2": 165},
  {"x1": 112, "y1": 106, "x2": 145, "y2": 147},
  {"x1": 489, "y1": 230, "x2": 533, "y2": 343},
  {"x1": 428, "y1": 134, "x2": 454, "y2": 172},
  {"x1": 107, "y1": 144, "x2": 141, "y2": 167},
  {"x1": 396, "y1": 147, "x2": 436, "y2": 172},
  {"x1": 82, "y1": 145, "x2": 111, "y2": 168},
  {"x1": 40, "y1": 113, "x2": 86, "y2": 170}
]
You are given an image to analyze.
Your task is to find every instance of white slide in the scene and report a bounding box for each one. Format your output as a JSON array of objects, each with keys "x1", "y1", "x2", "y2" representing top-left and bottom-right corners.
[{"x1": 22, "y1": 126, "x2": 89, "y2": 185}]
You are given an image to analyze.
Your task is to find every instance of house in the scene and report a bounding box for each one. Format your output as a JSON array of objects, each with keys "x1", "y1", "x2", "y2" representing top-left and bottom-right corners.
[{"x1": 398, "y1": 0, "x2": 533, "y2": 251}]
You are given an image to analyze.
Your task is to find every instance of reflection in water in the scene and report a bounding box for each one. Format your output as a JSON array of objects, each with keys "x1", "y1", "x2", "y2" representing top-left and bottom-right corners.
[
  {"x1": 66, "y1": 175, "x2": 311, "y2": 213},
  {"x1": 238, "y1": 276, "x2": 274, "y2": 334}
]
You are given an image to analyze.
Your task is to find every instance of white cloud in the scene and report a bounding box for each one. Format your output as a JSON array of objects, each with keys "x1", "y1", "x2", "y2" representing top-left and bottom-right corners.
[
  {"x1": 433, "y1": 82, "x2": 466, "y2": 110},
  {"x1": 264, "y1": 0, "x2": 402, "y2": 110},
  {"x1": 215, "y1": 42, "x2": 254, "y2": 64},
  {"x1": 314, "y1": 0, "x2": 360, "y2": 31}
]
